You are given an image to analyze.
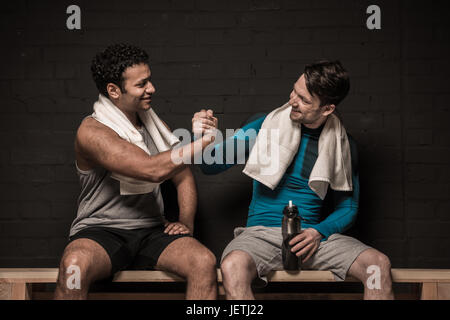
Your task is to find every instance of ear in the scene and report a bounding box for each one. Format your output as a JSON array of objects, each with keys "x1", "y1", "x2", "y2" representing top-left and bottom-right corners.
[
  {"x1": 322, "y1": 104, "x2": 336, "y2": 116},
  {"x1": 106, "y1": 83, "x2": 122, "y2": 100}
]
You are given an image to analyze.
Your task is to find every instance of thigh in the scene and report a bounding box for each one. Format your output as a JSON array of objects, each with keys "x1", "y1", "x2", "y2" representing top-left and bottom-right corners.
[
  {"x1": 67, "y1": 227, "x2": 136, "y2": 275},
  {"x1": 304, "y1": 233, "x2": 372, "y2": 281},
  {"x1": 154, "y1": 236, "x2": 212, "y2": 278},
  {"x1": 221, "y1": 226, "x2": 283, "y2": 280},
  {"x1": 61, "y1": 238, "x2": 112, "y2": 283},
  {"x1": 131, "y1": 225, "x2": 192, "y2": 272}
]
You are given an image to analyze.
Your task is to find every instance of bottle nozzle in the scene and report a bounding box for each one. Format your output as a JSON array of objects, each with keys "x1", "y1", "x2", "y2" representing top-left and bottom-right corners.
[{"x1": 289, "y1": 200, "x2": 293, "y2": 208}]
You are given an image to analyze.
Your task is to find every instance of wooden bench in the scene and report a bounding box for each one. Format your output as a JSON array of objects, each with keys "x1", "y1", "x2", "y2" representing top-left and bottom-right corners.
[{"x1": 1, "y1": 268, "x2": 450, "y2": 300}]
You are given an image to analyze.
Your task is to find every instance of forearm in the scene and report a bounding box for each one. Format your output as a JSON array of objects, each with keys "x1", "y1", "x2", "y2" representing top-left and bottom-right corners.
[
  {"x1": 199, "y1": 136, "x2": 239, "y2": 174},
  {"x1": 140, "y1": 135, "x2": 214, "y2": 183},
  {"x1": 199, "y1": 129, "x2": 254, "y2": 175},
  {"x1": 172, "y1": 168, "x2": 197, "y2": 232},
  {"x1": 315, "y1": 146, "x2": 360, "y2": 241},
  {"x1": 313, "y1": 205, "x2": 358, "y2": 240}
]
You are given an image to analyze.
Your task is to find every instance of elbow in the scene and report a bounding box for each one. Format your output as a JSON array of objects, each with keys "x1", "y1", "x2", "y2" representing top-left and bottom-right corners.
[
  {"x1": 151, "y1": 172, "x2": 170, "y2": 183},
  {"x1": 157, "y1": 171, "x2": 172, "y2": 183},
  {"x1": 150, "y1": 175, "x2": 166, "y2": 184},
  {"x1": 140, "y1": 158, "x2": 174, "y2": 183},
  {"x1": 142, "y1": 170, "x2": 168, "y2": 183},
  {"x1": 152, "y1": 166, "x2": 178, "y2": 183}
]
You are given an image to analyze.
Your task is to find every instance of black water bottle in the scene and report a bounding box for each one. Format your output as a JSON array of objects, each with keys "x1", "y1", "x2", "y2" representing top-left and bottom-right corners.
[{"x1": 282, "y1": 200, "x2": 302, "y2": 271}]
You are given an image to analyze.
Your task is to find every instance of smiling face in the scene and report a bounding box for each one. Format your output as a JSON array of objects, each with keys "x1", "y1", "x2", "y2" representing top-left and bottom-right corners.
[
  {"x1": 288, "y1": 74, "x2": 334, "y2": 128},
  {"x1": 117, "y1": 63, "x2": 155, "y2": 113}
]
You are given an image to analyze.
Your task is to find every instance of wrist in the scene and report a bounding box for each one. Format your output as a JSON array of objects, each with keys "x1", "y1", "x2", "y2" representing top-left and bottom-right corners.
[
  {"x1": 179, "y1": 219, "x2": 194, "y2": 231},
  {"x1": 310, "y1": 228, "x2": 323, "y2": 241}
]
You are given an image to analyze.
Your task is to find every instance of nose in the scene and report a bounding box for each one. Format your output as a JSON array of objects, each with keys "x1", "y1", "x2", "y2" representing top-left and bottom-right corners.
[
  {"x1": 289, "y1": 92, "x2": 298, "y2": 106},
  {"x1": 146, "y1": 81, "x2": 155, "y2": 94}
]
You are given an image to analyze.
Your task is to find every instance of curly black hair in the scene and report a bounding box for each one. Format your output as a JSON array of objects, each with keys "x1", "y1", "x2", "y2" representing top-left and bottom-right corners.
[{"x1": 91, "y1": 43, "x2": 149, "y2": 97}]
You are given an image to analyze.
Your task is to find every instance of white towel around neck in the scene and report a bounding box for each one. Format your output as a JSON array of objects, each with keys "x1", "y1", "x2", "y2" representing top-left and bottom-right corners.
[
  {"x1": 242, "y1": 102, "x2": 353, "y2": 200},
  {"x1": 91, "y1": 94, "x2": 180, "y2": 195}
]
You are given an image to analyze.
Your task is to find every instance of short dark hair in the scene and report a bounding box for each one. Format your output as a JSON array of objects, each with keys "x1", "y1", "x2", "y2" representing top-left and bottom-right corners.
[
  {"x1": 304, "y1": 60, "x2": 350, "y2": 107},
  {"x1": 91, "y1": 43, "x2": 149, "y2": 97}
]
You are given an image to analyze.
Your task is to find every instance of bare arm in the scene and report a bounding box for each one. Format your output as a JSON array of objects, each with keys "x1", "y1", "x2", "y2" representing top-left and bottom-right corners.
[
  {"x1": 164, "y1": 167, "x2": 197, "y2": 235},
  {"x1": 161, "y1": 120, "x2": 198, "y2": 235},
  {"x1": 75, "y1": 117, "x2": 213, "y2": 183}
]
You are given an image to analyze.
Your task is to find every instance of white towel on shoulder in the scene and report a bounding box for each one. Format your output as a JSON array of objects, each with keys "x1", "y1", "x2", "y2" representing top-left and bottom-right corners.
[
  {"x1": 91, "y1": 94, "x2": 180, "y2": 195},
  {"x1": 242, "y1": 102, "x2": 353, "y2": 200}
]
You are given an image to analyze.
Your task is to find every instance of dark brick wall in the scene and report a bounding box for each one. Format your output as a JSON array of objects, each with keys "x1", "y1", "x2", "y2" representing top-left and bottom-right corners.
[{"x1": 0, "y1": 0, "x2": 449, "y2": 269}]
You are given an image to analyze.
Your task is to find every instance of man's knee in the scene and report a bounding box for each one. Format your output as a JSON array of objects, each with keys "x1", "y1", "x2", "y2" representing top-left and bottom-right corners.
[
  {"x1": 221, "y1": 250, "x2": 255, "y2": 279},
  {"x1": 169, "y1": 238, "x2": 217, "y2": 278},
  {"x1": 57, "y1": 240, "x2": 111, "y2": 287},
  {"x1": 189, "y1": 246, "x2": 217, "y2": 274},
  {"x1": 363, "y1": 249, "x2": 391, "y2": 272},
  {"x1": 57, "y1": 250, "x2": 91, "y2": 292},
  {"x1": 353, "y1": 249, "x2": 392, "y2": 281}
]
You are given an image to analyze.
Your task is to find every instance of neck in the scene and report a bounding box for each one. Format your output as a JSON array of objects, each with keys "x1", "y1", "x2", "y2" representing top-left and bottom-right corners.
[
  {"x1": 303, "y1": 115, "x2": 328, "y2": 129},
  {"x1": 124, "y1": 110, "x2": 140, "y2": 128},
  {"x1": 112, "y1": 99, "x2": 141, "y2": 128}
]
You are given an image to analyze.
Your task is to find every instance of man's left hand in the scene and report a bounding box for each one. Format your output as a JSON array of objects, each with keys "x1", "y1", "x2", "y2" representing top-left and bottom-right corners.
[
  {"x1": 164, "y1": 221, "x2": 192, "y2": 235},
  {"x1": 289, "y1": 228, "x2": 322, "y2": 263}
]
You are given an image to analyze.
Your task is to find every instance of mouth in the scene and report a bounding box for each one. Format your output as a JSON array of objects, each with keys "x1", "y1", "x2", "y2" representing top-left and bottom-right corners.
[{"x1": 141, "y1": 96, "x2": 152, "y2": 102}]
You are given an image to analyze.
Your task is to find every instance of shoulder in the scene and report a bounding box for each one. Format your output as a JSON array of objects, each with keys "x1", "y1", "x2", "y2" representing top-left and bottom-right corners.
[
  {"x1": 75, "y1": 117, "x2": 120, "y2": 155},
  {"x1": 77, "y1": 117, "x2": 118, "y2": 141}
]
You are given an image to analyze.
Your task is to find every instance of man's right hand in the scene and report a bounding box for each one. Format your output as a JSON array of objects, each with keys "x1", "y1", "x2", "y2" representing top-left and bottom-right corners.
[{"x1": 192, "y1": 109, "x2": 218, "y2": 138}]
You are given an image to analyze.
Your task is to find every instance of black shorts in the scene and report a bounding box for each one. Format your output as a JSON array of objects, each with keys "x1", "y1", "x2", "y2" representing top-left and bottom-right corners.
[{"x1": 68, "y1": 225, "x2": 190, "y2": 275}]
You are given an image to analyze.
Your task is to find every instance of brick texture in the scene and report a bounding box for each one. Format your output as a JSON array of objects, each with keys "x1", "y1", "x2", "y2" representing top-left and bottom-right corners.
[{"x1": 0, "y1": 0, "x2": 449, "y2": 269}]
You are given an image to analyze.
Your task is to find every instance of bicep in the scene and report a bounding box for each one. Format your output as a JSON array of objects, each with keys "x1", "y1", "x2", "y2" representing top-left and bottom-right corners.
[{"x1": 76, "y1": 122, "x2": 155, "y2": 181}]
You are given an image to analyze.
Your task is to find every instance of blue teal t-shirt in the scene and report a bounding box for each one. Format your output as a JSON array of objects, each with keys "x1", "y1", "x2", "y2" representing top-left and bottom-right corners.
[{"x1": 199, "y1": 114, "x2": 360, "y2": 241}]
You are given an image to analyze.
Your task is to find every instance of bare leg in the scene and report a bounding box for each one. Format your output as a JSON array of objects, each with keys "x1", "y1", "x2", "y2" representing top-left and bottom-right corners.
[
  {"x1": 348, "y1": 248, "x2": 394, "y2": 300},
  {"x1": 220, "y1": 250, "x2": 258, "y2": 300},
  {"x1": 156, "y1": 237, "x2": 217, "y2": 300},
  {"x1": 54, "y1": 238, "x2": 112, "y2": 300}
]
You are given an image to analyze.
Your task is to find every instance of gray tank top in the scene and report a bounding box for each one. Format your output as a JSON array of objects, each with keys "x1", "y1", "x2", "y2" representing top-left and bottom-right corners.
[{"x1": 69, "y1": 124, "x2": 165, "y2": 237}]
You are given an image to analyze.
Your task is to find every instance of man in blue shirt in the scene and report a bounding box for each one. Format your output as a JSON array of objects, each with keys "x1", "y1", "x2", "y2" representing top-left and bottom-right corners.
[{"x1": 192, "y1": 60, "x2": 394, "y2": 300}]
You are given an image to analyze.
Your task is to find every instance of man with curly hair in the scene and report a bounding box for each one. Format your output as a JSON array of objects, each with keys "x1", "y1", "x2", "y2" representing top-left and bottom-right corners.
[{"x1": 54, "y1": 44, "x2": 217, "y2": 299}]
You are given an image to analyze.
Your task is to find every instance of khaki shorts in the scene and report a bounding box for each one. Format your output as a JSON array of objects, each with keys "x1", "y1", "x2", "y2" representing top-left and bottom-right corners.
[{"x1": 221, "y1": 226, "x2": 371, "y2": 286}]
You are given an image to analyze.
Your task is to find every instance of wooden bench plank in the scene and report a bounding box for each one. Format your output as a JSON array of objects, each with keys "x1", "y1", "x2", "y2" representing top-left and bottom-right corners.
[
  {"x1": 265, "y1": 270, "x2": 350, "y2": 282},
  {"x1": 438, "y1": 283, "x2": 450, "y2": 300},
  {"x1": 2, "y1": 268, "x2": 450, "y2": 300},
  {"x1": 391, "y1": 269, "x2": 450, "y2": 283},
  {"x1": 0, "y1": 269, "x2": 58, "y2": 283},
  {"x1": 112, "y1": 270, "x2": 186, "y2": 282},
  {"x1": 0, "y1": 284, "x2": 11, "y2": 300},
  {"x1": 421, "y1": 283, "x2": 438, "y2": 300},
  {"x1": 2, "y1": 268, "x2": 450, "y2": 283},
  {"x1": 10, "y1": 283, "x2": 32, "y2": 300}
]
